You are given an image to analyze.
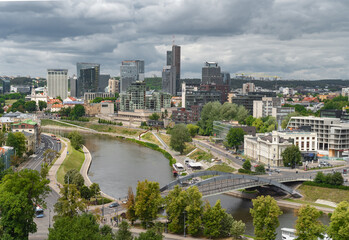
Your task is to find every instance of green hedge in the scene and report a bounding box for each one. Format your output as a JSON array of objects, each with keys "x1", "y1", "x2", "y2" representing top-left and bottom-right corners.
[{"x1": 303, "y1": 181, "x2": 349, "y2": 190}]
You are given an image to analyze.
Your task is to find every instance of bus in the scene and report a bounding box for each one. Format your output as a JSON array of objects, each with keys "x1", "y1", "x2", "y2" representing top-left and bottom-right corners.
[{"x1": 35, "y1": 205, "x2": 44, "y2": 218}]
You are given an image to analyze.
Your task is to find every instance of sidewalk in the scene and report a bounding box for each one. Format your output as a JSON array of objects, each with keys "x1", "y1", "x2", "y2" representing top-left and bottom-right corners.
[{"x1": 47, "y1": 137, "x2": 68, "y2": 195}]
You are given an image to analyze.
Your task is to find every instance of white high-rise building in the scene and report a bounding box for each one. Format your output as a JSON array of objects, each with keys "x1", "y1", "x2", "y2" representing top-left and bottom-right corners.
[{"x1": 47, "y1": 69, "x2": 68, "y2": 99}]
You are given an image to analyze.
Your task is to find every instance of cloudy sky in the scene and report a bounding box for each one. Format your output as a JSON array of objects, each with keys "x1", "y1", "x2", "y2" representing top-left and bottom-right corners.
[{"x1": 0, "y1": 0, "x2": 348, "y2": 80}]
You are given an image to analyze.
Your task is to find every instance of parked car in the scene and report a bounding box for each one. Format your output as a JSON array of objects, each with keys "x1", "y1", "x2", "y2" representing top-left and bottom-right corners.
[{"x1": 109, "y1": 202, "x2": 119, "y2": 208}]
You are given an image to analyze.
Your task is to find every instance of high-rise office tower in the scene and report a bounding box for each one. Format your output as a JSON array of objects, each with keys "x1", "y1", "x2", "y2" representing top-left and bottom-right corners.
[
  {"x1": 162, "y1": 66, "x2": 176, "y2": 95},
  {"x1": 1, "y1": 79, "x2": 10, "y2": 94},
  {"x1": 162, "y1": 45, "x2": 181, "y2": 95},
  {"x1": 75, "y1": 62, "x2": 100, "y2": 97},
  {"x1": 99, "y1": 74, "x2": 110, "y2": 92},
  {"x1": 120, "y1": 60, "x2": 145, "y2": 92},
  {"x1": 202, "y1": 62, "x2": 223, "y2": 85},
  {"x1": 47, "y1": 69, "x2": 68, "y2": 99}
]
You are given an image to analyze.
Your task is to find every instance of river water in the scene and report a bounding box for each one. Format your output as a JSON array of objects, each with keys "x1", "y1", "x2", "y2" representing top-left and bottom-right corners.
[{"x1": 49, "y1": 130, "x2": 329, "y2": 238}]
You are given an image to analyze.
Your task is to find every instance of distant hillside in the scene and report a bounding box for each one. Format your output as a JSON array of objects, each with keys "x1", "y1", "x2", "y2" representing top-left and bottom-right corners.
[{"x1": 230, "y1": 79, "x2": 349, "y2": 91}]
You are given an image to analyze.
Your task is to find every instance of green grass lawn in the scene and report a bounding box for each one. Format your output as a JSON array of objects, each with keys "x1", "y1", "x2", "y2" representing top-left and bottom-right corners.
[
  {"x1": 284, "y1": 198, "x2": 335, "y2": 209},
  {"x1": 158, "y1": 133, "x2": 171, "y2": 146},
  {"x1": 41, "y1": 119, "x2": 74, "y2": 127},
  {"x1": 56, "y1": 141, "x2": 85, "y2": 184},
  {"x1": 141, "y1": 132, "x2": 160, "y2": 145},
  {"x1": 201, "y1": 164, "x2": 235, "y2": 179},
  {"x1": 182, "y1": 143, "x2": 196, "y2": 155},
  {"x1": 189, "y1": 149, "x2": 214, "y2": 162},
  {"x1": 61, "y1": 120, "x2": 142, "y2": 136},
  {"x1": 298, "y1": 184, "x2": 349, "y2": 203},
  {"x1": 5, "y1": 99, "x2": 17, "y2": 105}
]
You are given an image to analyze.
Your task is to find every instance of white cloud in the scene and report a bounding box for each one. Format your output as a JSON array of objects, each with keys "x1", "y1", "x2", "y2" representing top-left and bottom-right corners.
[{"x1": 0, "y1": 0, "x2": 348, "y2": 80}]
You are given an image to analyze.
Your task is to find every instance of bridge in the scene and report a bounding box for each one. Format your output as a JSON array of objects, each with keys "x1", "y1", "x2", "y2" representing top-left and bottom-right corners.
[{"x1": 160, "y1": 171, "x2": 307, "y2": 198}]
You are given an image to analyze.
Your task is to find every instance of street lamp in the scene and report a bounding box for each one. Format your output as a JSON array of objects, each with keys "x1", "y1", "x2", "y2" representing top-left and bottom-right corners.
[{"x1": 183, "y1": 211, "x2": 186, "y2": 237}]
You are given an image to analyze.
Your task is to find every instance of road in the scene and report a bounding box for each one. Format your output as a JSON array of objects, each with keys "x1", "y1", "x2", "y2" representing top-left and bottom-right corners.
[{"x1": 24, "y1": 134, "x2": 61, "y2": 240}]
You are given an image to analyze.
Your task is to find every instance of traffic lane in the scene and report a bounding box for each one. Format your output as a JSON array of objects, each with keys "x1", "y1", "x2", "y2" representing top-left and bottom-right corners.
[
  {"x1": 30, "y1": 187, "x2": 60, "y2": 239},
  {"x1": 193, "y1": 139, "x2": 242, "y2": 166}
]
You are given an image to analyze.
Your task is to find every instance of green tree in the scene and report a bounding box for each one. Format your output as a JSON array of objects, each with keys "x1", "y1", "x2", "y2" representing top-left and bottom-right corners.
[
  {"x1": 202, "y1": 200, "x2": 228, "y2": 238},
  {"x1": 90, "y1": 183, "x2": 101, "y2": 201},
  {"x1": 245, "y1": 115, "x2": 256, "y2": 126},
  {"x1": 0, "y1": 169, "x2": 50, "y2": 239},
  {"x1": 328, "y1": 201, "x2": 349, "y2": 240},
  {"x1": 134, "y1": 180, "x2": 162, "y2": 227},
  {"x1": 242, "y1": 159, "x2": 251, "y2": 171},
  {"x1": 80, "y1": 185, "x2": 92, "y2": 200},
  {"x1": 135, "y1": 229, "x2": 163, "y2": 240},
  {"x1": 186, "y1": 124, "x2": 199, "y2": 137},
  {"x1": 330, "y1": 172, "x2": 344, "y2": 186},
  {"x1": 165, "y1": 186, "x2": 204, "y2": 235},
  {"x1": 282, "y1": 145, "x2": 302, "y2": 168},
  {"x1": 314, "y1": 172, "x2": 326, "y2": 184},
  {"x1": 197, "y1": 101, "x2": 222, "y2": 136},
  {"x1": 250, "y1": 195, "x2": 282, "y2": 240},
  {"x1": 8, "y1": 99, "x2": 25, "y2": 112},
  {"x1": 68, "y1": 131, "x2": 84, "y2": 150},
  {"x1": 6, "y1": 132, "x2": 26, "y2": 157},
  {"x1": 54, "y1": 184, "x2": 86, "y2": 218},
  {"x1": 133, "y1": 228, "x2": 159, "y2": 240},
  {"x1": 255, "y1": 165, "x2": 266, "y2": 173},
  {"x1": 295, "y1": 205, "x2": 325, "y2": 240},
  {"x1": 71, "y1": 104, "x2": 85, "y2": 119},
  {"x1": 252, "y1": 118, "x2": 264, "y2": 132},
  {"x1": 170, "y1": 124, "x2": 192, "y2": 154},
  {"x1": 115, "y1": 221, "x2": 133, "y2": 240},
  {"x1": 64, "y1": 169, "x2": 84, "y2": 189},
  {"x1": 0, "y1": 131, "x2": 6, "y2": 146},
  {"x1": 48, "y1": 213, "x2": 103, "y2": 240},
  {"x1": 24, "y1": 100, "x2": 37, "y2": 112},
  {"x1": 38, "y1": 100, "x2": 47, "y2": 111},
  {"x1": 149, "y1": 113, "x2": 160, "y2": 121},
  {"x1": 126, "y1": 187, "x2": 137, "y2": 224},
  {"x1": 92, "y1": 97, "x2": 104, "y2": 103},
  {"x1": 231, "y1": 219, "x2": 246, "y2": 239},
  {"x1": 226, "y1": 128, "x2": 246, "y2": 151},
  {"x1": 281, "y1": 112, "x2": 301, "y2": 129}
]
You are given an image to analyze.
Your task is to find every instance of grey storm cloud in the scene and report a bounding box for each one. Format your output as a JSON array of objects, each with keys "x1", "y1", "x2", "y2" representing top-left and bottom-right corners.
[{"x1": 0, "y1": 0, "x2": 348, "y2": 80}]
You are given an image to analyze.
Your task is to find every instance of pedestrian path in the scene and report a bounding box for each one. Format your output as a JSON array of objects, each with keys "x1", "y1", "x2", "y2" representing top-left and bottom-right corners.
[{"x1": 48, "y1": 138, "x2": 68, "y2": 195}]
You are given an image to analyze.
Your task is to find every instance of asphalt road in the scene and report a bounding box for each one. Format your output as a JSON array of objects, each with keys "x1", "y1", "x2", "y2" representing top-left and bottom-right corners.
[{"x1": 24, "y1": 134, "x2": 61, "y2": 240}]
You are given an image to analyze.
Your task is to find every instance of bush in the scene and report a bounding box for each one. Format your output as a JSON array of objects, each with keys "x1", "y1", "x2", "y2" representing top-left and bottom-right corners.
[
  {"x1": 303, "y1": 181, "x2": 349, "y2": 190},
  {"x1": 255, "y1": 165, "x2": 266, "y2": 173},
  {"x1": 242, "y1": 160, "x2": 251, "y2": 171},
  {"x1": 314, "y1": 171, "x2": 344, "y2": 186},
  {"x1": 238, "y1": 168, "x2": 251, "y2": 174}
]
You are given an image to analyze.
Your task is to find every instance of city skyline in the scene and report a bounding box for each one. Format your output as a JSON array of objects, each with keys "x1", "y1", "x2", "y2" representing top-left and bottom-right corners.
[{"x1": 0, "y1": 0, "x2": 349, "y2": 80}]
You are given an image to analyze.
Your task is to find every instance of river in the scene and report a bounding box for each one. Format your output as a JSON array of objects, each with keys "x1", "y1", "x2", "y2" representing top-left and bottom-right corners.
[{"x1": 50, "y1": 130, "x2": 329, "y2": 238}]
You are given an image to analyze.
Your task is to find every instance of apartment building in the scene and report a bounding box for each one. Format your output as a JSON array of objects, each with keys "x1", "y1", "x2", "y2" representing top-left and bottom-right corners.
[
  {"x1": 287, "y1": 116, "x2": 349, "y2": 157},
  {"x1": 253, "y1": 97, "x2": 281, "y2": 118}
]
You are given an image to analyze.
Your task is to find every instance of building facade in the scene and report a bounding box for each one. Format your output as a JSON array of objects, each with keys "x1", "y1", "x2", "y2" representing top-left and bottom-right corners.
[
  {"x1": 162, "y1": 45, "x2": 181, "y2": 95},
  {"x1": 74, "y1": 63, "x2": 100, "y2": 97},
  {"x1": 99, "y1": 74, "x2": 110, "y2": 92},
  {"x1": 287, "y1": 116, "x2": 349, "y2": 157},
  {"x1": 108, "y1": 78, "x2": 119, "y2": 94},
  {"x1": 162, "y1": 65, "x2": 176, "y2": 96},
  {"x1": 1, "y1": 79, "x2": 10, "y2": 94},
  {"x1": 230, "y1": 95, "x2": 263, "y2": 114},
  {"x1": 120, "y1": 60, "x2": 145, "y2": 92},
  {"x1": 253, "y1": 97, "x2": 282, "y2": 118},
  {"x1": 202, "y1": 62, "x2": 223, "y2": 85},
  {"x1": 242, "y1": 83, "x2": 255, "y2": 94},
  {"x1": 244, "y1": 131, "x2": 293, "y2": 167},
  {"x1": 84, "y1": 92, "x2": 115, "y2": 102},
  {"x1": 47, "y1": 69, "x2": 68, "y2": 99}
]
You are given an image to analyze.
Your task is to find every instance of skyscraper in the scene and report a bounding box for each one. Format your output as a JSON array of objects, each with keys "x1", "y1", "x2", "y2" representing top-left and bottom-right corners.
[
  {"x1": 75, "y1": 62, "x2": 100, "y2": 97},
  {"x1": 162, "y1": 45, "x2": 181, "y2": 95},
  {"x1": 202, "y1": 62, "x2": 223, "y2": 85},
  {"x1": 120, "y1": 60, "x2": 145, "y2": 92},
  {"x1": 47, "y1": 69, "x2": 68, "y2": 99},
  {"x1": 99, "y1": 74, "x2": 110, "y2": 92},
  {"x1": 162, "y1": 66, "x2": 176, "y2": 95}
]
